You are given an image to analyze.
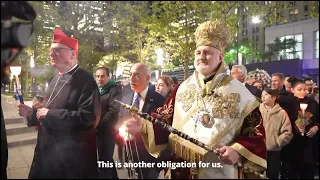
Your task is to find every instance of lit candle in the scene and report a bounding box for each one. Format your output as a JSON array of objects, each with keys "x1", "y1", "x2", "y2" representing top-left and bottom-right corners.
[
  {"x1": 300, "y1": 103, "x2": 308, "y2": 117},
  {"x1": 299, "y1": 103, "x2": 308, "y2": 136},
  {"x1": 119, "y1": 125, "x2": 129, "y2": 141}
]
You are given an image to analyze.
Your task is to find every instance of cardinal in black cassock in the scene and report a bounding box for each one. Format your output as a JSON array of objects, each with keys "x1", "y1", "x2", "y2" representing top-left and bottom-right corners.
[{"x1": 18, "y1": 29, "x2": 101, "y2": 179}]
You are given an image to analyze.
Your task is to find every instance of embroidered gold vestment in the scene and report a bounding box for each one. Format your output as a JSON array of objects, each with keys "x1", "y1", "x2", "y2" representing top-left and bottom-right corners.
[{"x1": 140, "y1": 63, "x2": 267, "y2": 179}]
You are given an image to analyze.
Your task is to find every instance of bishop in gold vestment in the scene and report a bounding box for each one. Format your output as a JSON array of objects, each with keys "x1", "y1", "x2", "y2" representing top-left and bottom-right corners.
[{"x1": 127, "y1": 20, "x2": 267, "y2": 179}]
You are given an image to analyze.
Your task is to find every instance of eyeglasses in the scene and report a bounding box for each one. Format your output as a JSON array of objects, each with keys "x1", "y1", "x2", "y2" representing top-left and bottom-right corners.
[{"x1": 49, "y1": 48, "x2": 73, "y2": 54}]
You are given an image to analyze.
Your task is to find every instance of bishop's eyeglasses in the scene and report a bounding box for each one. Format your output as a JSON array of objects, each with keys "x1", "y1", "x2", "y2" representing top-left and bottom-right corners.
[{"x1": 49, "y1": 48, "x2": 73, "y2": 54}]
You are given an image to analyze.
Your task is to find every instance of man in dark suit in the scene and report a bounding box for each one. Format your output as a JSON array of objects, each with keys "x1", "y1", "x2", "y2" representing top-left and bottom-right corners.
[
  {"x1": 271, "y1": 72, "x2": 299, "y2": 179},
  {"x1": 148, "y1": 82, "x2": 156, "y2": 91},
  {"x1": 231, "y1": 65, "x2": 262, "y2": 99},
  {"x1": 18, "y1": 29, "x2": 100, "y2": 179},
  {"x1": 117, "y1": 63, "x2": 165, "y2": 179},
  {"x1": 95, "y1": 67, "x2": 122, "y2": 179}
]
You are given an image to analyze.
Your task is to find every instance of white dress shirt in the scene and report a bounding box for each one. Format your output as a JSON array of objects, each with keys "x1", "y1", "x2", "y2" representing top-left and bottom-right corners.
[{"x1": 132, "y1": 86, "x2": 149, "y2": 111}]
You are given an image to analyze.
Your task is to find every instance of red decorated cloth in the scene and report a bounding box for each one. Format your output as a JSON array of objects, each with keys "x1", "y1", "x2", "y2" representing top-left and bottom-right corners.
[
  {"x1": 115, "y1": 132, "x2": 125, "y2": 147},
  {"x1": 234, "y1": 119, "x2": 267, "y2": 161}
]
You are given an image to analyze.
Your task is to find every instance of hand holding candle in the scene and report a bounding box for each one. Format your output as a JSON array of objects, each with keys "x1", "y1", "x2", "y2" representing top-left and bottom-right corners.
[{"x1": 299, "y1": 103, "x2": 308, "y2": 136}]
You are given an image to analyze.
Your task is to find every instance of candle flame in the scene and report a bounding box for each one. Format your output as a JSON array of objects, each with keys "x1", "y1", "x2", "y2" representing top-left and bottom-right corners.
[
  {"x1": 118, "y1": 125, "x2": 129, "y2": 141},
  {"x1": 300, "y1": 103, "x2": 308, "y2": 111}
]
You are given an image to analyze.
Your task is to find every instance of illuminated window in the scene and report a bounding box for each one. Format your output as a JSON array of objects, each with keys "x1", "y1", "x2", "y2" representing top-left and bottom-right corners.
[
  {"x1": 290, "y1": 1, "x2": 294, "y2": 7},
  {"x1": 242, "y1": 30, "x2": 247, "y2": 36},
  {"x1": 290, "y1": 8, "x2": 299, "y2": 15},
  {"x1": 265, "y1": 1, "x2": 272, "y2": 5}
]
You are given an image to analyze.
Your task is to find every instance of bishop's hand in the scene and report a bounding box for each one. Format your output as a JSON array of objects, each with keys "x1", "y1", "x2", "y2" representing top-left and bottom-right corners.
[
  {"x1": 32, "y1": 97, "x2": 44, "y2": 109},
  {"x1": 18, "y1": 104, "x2": 33, "y2": 117},
  {"x1": 217, "y1": 146, "x2": 240, "y2": 165},
  {"x1": 36, "y1": 108, "x2": 49, "y2": 121},
  {"x1": 126, "y1": 113, "x2": 143, "y2": 135}
]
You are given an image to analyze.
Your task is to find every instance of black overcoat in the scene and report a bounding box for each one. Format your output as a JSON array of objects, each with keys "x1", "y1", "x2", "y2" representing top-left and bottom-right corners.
[{"x1": 27, "y1": 65, "x2": 101, "y2": 179}]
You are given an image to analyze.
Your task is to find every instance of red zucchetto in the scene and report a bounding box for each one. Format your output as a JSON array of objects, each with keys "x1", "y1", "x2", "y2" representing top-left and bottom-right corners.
[{"x1": 52, "y1": 29, "x2": 78, "y2": 55}]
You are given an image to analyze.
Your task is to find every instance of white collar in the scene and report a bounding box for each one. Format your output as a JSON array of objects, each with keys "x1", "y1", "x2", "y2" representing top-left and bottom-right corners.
[
  {"x1": 135, "y1": 85, "x2": 149, "y2": 100},
  {"x1": 60, "y1": 64, "x2": 78, "y2": 75},
  {"x1": 198, "y1": 71, "x2": 216, "y2": 81}
]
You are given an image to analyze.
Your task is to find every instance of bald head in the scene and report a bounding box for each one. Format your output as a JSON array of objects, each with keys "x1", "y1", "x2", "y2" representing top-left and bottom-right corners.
[
  {"x1": 130, "y1": 63, "x2": 151, "y2": 93},
  {"x1": 132, "y1": 63, "x2": 151, "y2": 76}
]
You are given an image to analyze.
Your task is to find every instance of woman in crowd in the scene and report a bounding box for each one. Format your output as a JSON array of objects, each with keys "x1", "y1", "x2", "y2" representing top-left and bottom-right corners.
[
  {"x1": 155, "y1": 75, "x2": 174, "y2": 98},
  {"x1": 283, "y1": 77, "x2": 319, "y2": 179},
  {"x1": 260, "y1": 88, "x2": 293, "y2": 179}
]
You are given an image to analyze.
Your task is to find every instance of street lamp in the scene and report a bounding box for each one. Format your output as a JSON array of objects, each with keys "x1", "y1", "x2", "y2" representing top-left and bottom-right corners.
[
  {"x1": 252, "y1": 16, "x2": 261, "y2": 24},
  {"x1": 10, "y1": 66, "x2": 22, "y2": 85},
  {"x1": 236, "y1": 24, "x2": 239, "y2": 65},
  {"x1": 10, "y1": 63, "x2": 28, "y2": 125},
  {"x1": 10, "y1": 64, "x2": 22, "y2": 102},
  {"x1": 10, "y1": 60, "x2": 22, "y2": 91},
  {"x1": 251, "y1": 16, "x2": 261, "y2": 63},
  {"x1": 30, "y1": 55, "x2": 35, "y2": 68},
  {"x1": 155, "y1": 48, "x2": 164, "y2": 80},
  {"x1": 236, "y1": 1, "x2": 244, "y2": 65},
  {"x1": 45, "y1": 82, "x2": 49, "y2": 92},
  {"x1": 30, "y1": 56, "x2": 37, "y2": 97}
]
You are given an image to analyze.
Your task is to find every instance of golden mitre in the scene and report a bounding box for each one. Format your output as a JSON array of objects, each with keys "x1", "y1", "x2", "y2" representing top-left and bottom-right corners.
[{"x1": 194, "y1": 20, "x2": 231, "y2": 52}]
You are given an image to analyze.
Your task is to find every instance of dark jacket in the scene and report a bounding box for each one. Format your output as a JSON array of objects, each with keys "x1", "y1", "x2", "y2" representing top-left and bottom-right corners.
[
  {"x1": 245, "y1": 83, "x2": 262, "y2": 99},
  {"x1": 278, "y1": 88, "x2": 298, "y2": 123},
  {"x1": 118, "y1": 84, "x2": 165, "y2": 179},
  {"x1": 149, "y1": 82, "x2": 155, "y2": 91},
  {"x1": 119, "y1": 84, "x2": 165, "y2": 125},
  {"x1": 97, "y1": 82, "x2": 122, "y2": 134},
  {"x1": 27, "y1": 66, "x2": 101, "y2": 179},
  {"x1": 281, "y1": 95, "x2": 319, "y2": 164}
]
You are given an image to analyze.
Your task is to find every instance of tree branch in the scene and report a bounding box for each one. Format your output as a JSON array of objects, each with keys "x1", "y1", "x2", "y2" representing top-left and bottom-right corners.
[
  {"x1": 224, "y1": 1, "x2": 239, "y2": 16},
  {"x1": 262, "y1": 1, "x2": 281, "y2": 22}
]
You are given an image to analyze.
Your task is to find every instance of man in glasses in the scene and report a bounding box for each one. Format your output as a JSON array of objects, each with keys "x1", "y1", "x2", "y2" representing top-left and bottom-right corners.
[{"x1": 18, "y1": 29, "x2": 101, "y2": 178}]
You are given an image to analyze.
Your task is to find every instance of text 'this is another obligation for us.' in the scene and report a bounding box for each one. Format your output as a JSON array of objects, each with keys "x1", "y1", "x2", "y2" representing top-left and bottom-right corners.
[{"x1": 97, "y1": 161, "x2": 223, "y2": 170}]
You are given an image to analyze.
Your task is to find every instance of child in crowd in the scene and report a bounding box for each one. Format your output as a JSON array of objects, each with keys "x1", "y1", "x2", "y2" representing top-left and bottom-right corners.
[{"x1": 260, "y1": 88, "x2": 293, "y2": 179}]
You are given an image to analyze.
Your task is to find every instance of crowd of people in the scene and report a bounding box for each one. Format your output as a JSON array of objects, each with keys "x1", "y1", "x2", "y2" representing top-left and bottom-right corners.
[
  {"x1": 1, "y1": 2, "x2": 319, "y2": 180},
  {"x1": 230, "y1": 65, "x2": 319, "y2": 179},
  {"x1": 6, "y1": 18, "x2": 317, "y2": 180}
]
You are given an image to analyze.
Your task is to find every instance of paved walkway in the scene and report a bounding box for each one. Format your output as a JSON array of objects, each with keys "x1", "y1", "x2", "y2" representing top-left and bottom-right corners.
[
  {"x1": 6, "y1": 144, "x2": 132, "y2": 179},
  {"x1": 1, "y1": 95, "x2": 31, "y2": 119},
  {"x1": 7, "y1": 145, "x2": 35, "y2": 179}
]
